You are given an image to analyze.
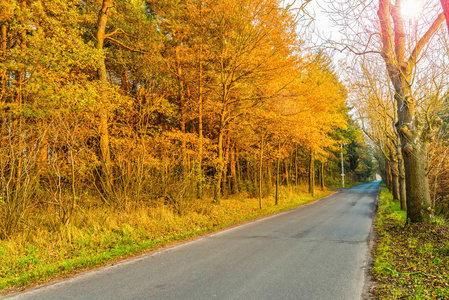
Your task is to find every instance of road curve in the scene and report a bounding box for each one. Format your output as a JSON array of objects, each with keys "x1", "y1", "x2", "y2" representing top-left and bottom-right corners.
[{"x1": 6, "y1": 181, "x2": 379, "y2": 300}]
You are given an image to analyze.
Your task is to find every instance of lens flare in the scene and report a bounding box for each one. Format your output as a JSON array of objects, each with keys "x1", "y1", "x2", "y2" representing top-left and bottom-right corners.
[{"x1": 401, "y1": 0, "x2": 423, "y2": 19}]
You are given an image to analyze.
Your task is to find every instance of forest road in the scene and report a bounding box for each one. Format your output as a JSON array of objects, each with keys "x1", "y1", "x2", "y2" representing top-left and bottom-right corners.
[{"x1": 7, "y1": 181, "x2": 379, "y2": 300}]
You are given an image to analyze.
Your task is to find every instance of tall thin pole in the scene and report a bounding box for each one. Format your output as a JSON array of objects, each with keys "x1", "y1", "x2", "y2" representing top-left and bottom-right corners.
[{"x1": 341, "y1": 144, "x2": 345, "y2": 187}]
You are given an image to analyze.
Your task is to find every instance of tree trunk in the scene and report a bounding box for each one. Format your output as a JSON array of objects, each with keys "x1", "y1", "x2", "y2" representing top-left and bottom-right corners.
[
  {"x1": 267, "y1": 161, "x2": 272, "y2": 194},
  {"x1": 390, "y1": 153, "x2": 401, "y2": 202},
  {"x1": 275, "y1": 139, "x2": 280, "y2": 205},
  {"x1": 308, "y1": 149, "x2": 315, "y2": 196},
  {"x1": 395, "y1": 84, "x2": 432, "y2": 221},
  {"x1": 398, "y1": 146, "x2": 407, "y2": 211},
  {"x1": 377, "y1": 0, "x2": 442, "y2": 222},
  {"x1": 245, "y1": 159, "x2": 251, "y2": 184},
  {"x1": 236, "y1": 147, "x2": 242, "y2": 192},
  {"x1": 0, "y1": 24, "x2": 6, "y2": 100},
  {"x1": 96, "y1": 0, "x2": 112, "y2": 192},
  {"x1": 402, "y1": 135, "x2": 432, "y2": 222},
  {"x1": 222, "y1": 136, "x2": 231, "y2": 198},
  {"x1": 197, "y1": 30, "x2": 204, "y2": 199},
  {"x1": 385, "y1": 160, "x2": 392, "y2": 191},
  {"x1": 320, "y1": 160, "x2": 325, "y2": 191},
  {"x1": 259, "y1": 135, "x2": 264, "y2": 209},
  {"x1": 214, "y1": 112, "x2": 225, "y2": 203},
  {"x1": 441, "y1": 0, "x2": 449, "y2": 31},
  {"x1": 295, "y1": 148, "x2": 299, "y2": 186},
  {"x1": 175, "y1": 46, "x2": 188, "y2": 177},
  {"x1": 230, "y1": 145, "x2": 239, "y2": 194}
]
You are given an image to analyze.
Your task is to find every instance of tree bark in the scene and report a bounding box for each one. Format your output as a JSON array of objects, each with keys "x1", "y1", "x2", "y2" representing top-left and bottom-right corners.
[
  {"x1": 197, "y1": 32, "x2": 204, "y2": 199},
  {"x1": 390, "y1": 155, "x2": 400, "y2": 202},
  {"x1": 0, "y1": 24, "x2": 6, "y2": 101},
  {"x1": 397, "y1": 145, "x2": 407, "y2": 211},
  {"x1": 258, "y1": 135, "x2": 264, "y2": 209},
  {"x1": 308, "y1": 149, "x2": 315, "y2": 196},
  {"x1": 236, "y1": 146, "x2": 242, "y2": 192},
  {"x1": 222, "y1": 135, "x2": 231, "y2": 198},
  {"x1": 275, "y1": 139, "x2": 280, "y2": 205},
  {"x1": 320, "y1": 161, "x2": 325, "y2": 191},
  {"x1": 214, "y1": 111, "x2": 225, "y2": 203},
  {"x1": 377, "y1": 0, "x2": 443, "y2": 222},
  {"x1": 96, "y1": 0, "x2": 112, "y2": 191},
  {"x1": 441, "y1": 0, "x2": 449, "y2": 31},
  {"x1": 230, "y1": 145, "x2": 239, "y2": 194},
  {"x1": 386, "y1": 160, "x2": 392, "y2": 191},
  {"x1": 267, "y1": 160, "x2": 272, "y2": 193},
  {"x1": 175, "y1": 46, "x2": 188, "y2": 177},
  {"x1": 388, "y1": 141, "x2": 400, "y2": 202},
  {"x1": 295, "y1": 148, "x2": 299, "y2": 186}
]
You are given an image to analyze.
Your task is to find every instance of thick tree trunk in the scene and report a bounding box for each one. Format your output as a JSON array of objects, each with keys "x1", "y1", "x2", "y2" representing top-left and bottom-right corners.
[
  {"x1": 390, "y1": 154, "x2": 401, "y2": 202},
  {"x1": 398, "y1": 147, "x2": 407, "y2": 211},
  {"x1": 377, "y1": 0, "x2": 442, "y2": 222},
  {"x1": 401, "y1": 134, "x2": 432, "y2": 222},
  {"x1": 395, "y1": 84, "x2": 433, "y2": 222}
]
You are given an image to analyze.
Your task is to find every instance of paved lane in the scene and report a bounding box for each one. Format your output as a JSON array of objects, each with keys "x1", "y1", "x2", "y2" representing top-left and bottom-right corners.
[{"x1": 7, "y1": 182, "x2": 379, "y2": 300}]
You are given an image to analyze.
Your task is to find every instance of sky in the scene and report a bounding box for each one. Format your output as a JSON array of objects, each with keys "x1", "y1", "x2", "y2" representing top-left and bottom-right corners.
[{"x1": 295, "y1": 0, "x2": 349, "y2": 71}]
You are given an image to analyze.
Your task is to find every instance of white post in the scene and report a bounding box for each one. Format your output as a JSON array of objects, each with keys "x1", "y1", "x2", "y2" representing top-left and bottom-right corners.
[{"x1": 341, "y1": 144, "x2": 345, "y2": 188}]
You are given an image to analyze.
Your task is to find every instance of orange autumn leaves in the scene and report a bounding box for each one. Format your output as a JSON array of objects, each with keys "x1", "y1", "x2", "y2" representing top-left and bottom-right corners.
[{"x1": 0, "y1": 0, "x2": 348, "y2": 220}]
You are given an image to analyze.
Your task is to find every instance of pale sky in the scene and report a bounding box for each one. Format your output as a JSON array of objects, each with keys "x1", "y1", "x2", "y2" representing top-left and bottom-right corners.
[{"x1": 293, "y1": 0, "x2": 346, "y2": 67}]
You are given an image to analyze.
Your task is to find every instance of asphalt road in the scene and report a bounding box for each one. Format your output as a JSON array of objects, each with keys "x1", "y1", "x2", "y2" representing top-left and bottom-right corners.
[{"x1": 7, "y1": 181, "x2": 379, "y2": 300}]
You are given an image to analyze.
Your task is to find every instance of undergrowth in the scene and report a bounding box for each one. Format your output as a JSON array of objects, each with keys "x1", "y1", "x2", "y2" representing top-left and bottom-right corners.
[
  {"x1": 372, "y1": 189, "x2": 449, "y2": 299},
  {"x1": 0, "y1": 185, "x2": 329, "y2": 294}
]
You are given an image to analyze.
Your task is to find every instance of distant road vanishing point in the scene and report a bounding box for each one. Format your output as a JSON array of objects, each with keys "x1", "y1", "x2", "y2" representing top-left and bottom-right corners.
[{"x1": 7, "y1": 182, "x2": 379, "y2": 300}]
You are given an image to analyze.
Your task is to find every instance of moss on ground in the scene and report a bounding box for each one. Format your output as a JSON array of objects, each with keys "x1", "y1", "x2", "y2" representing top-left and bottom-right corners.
[{"x1": 372, "y1": 189, "x2": 449, "y2": 299}]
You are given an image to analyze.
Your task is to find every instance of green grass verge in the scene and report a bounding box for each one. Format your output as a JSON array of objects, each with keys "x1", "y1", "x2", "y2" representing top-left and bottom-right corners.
[
  {"x1": 372, "y1": 189, "x2": 449, "y2": 299},
  {"x1": 1, "y1": 186, "x2": 331, "y2": 294}
]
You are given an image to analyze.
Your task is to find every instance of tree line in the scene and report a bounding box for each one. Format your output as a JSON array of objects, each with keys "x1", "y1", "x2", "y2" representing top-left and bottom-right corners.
[
  {"x1": 332, "y1": 0, "x2": 449, "y2": 222},
  {"x1": 0, "y1": 0, "x2": 373, "y2": 239}
]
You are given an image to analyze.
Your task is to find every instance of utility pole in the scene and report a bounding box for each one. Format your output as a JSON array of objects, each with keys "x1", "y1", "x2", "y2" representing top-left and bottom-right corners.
[{"x1": 341, "y1": 144, "x2": 345, "y2": 188}]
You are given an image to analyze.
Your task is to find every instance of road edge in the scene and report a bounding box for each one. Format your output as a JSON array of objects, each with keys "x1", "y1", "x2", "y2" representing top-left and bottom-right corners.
[
  {"x1": 361, "y1": 183, "x2": 381, "y2": 299},
  {"x1": 2, "y1": 190, "x2": 341, "y2": 298}
]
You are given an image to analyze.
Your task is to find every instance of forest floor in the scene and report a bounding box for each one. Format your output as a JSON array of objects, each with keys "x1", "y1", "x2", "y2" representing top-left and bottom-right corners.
[
  {"x1": 1, "y1": 184, "x2": 338, "y2": 296},
  {"x1": 371, "y1": 189, "x2": 449, "y2": 299}
]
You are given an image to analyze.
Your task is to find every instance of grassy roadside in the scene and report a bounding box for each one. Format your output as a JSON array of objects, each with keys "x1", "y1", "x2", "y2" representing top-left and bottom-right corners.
[
  {"x1": 1, "y1": 186, "x2": 331, "y2": 295},
  {"x1": 371, "y1": 189, "x2": 449, "y2": 299}
]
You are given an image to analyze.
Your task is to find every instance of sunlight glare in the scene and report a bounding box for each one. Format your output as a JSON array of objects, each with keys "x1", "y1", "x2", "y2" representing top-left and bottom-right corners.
[{"x1": 401, "y1": 0, "x2": 423, "y2": 19}]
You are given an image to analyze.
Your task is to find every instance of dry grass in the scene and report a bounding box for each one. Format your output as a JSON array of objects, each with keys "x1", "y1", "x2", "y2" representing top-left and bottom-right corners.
[{"x1": 1, "y1": 184, "x2": 331, "y2": 295}]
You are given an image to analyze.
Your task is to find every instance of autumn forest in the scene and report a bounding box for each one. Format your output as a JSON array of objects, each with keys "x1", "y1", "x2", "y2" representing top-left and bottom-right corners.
[{"x1": 1, "y1": 0, "x2": 449, "y2": 292}]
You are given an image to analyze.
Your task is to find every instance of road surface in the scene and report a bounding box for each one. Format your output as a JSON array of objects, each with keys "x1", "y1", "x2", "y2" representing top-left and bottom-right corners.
[{"x1": 6, "y1": 181, "x2": 379, "y2": 300}]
